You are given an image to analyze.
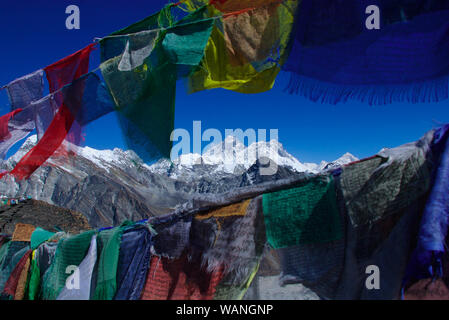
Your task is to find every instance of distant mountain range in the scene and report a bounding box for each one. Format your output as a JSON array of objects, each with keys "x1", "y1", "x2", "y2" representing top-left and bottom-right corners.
[{"x1": 0, "y1": 135, "x2": 358, "y2": 228}]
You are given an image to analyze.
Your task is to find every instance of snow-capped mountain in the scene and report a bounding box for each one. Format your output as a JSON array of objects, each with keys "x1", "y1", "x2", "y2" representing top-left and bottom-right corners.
[
  {"x1": 149, "y1": 136, "x2": 323, "y2": 178},
  {"x1": 318, "y1": 152, "x2": 359, "y2": 171},
  {"x1": 0, "y1": 135, "x2": 358, "y2": 228}
]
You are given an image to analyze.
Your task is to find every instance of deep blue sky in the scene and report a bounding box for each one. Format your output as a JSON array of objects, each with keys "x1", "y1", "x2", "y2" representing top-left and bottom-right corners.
[{"x1": 0, "y1": 0, "x2": 448, "y2": 164}]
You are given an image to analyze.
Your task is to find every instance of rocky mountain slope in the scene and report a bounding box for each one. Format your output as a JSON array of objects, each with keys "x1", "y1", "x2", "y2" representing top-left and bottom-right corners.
[{"x1": 0, "y1": 199, "x2": 90, "y2": 235}]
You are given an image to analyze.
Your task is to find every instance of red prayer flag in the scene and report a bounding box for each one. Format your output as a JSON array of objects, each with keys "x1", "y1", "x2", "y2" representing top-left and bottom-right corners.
[
  {"x1": 46, "y1": 44, "x2": 95, "y2": 150},
  {"x1": 140, "y1": 255, "x2": 224, "y2": 300},
  {"x1": 45, "y1": 44, "x2": 95, "y2": 93},
  {"x1": 2, "y1": 249, "x2": 32, "y2": 298},
  {"x1": 0, "y1": 109, "x2": 23, "y2": 142}
]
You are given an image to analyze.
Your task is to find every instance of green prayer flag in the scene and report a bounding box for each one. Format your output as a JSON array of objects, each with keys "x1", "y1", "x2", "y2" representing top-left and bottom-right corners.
[
  {"x1": 162, "y1": 19, "x2": 215, "y2": 76},
  {"x1": 100, "y1": 11, "x2": 213, "y2": 162},
  {"x1": 262, "y1": 175, "x2": 343, "y2": 249},
  {"x1": 91, "y1": 225, "x2": 125, "y2": 300},
  {"x1": 101, "y1": 55, "x2": 177, "y2": 161},
  {"x1": 27, "y1": 251, "x2": 40, "y2": 300},
  {"x1": 0, "y1": 241, "x2": 10, "y2": 262},
  {"x1": 30, "y1": 228, "x2": 56, "y2": 250},
  {"x1": 41, "y1": 230, "x2": 96, "y2": 300}
]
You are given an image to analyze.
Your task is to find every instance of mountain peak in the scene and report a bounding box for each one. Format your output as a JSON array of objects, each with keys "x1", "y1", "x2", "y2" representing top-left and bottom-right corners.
[
  {"x1": 179, "y1": 135, "x2": 297, "y2": 174},
  {"x1": 8, "y1": 134, "x2": 37, "y2": 164},
  {"x1": 336, "y1": 152, "x2": 359, "y2": 164},
  {"x1": 318, "y1": 152, "x2": 359, "y2": 171},
  {"x1": 203, "y1": 135, "x2": 245, "y2": 156}
]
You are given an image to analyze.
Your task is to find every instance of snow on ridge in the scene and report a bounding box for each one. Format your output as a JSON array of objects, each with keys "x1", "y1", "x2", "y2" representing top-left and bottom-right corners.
[
  {"x1": 8, "y1": 135, "x2": 38, "y2": 164},
  {"x1": 8, "y1": 135, "x2": 143, "y2": 173},
  {"x1": 336, "y1": 152, "x2": 359, "y2": 164},
  {"x1": 9, "y1": 134, "x2": 359, "y2": 176},
  {"x1": 76, "y1": 135, "x2": 359, "y2": 175},
  {"x1": 77, "y1": 145, "x2": 144, "y2": 172},
  {"x1": 171, "y1": 136, "x2": 329, "y2": 174}
]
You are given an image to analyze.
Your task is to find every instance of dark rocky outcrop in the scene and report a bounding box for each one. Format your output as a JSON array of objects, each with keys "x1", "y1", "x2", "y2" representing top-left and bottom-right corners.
[{"x1": 0, "y1": 199, "x2": 90, "y2": 235}]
